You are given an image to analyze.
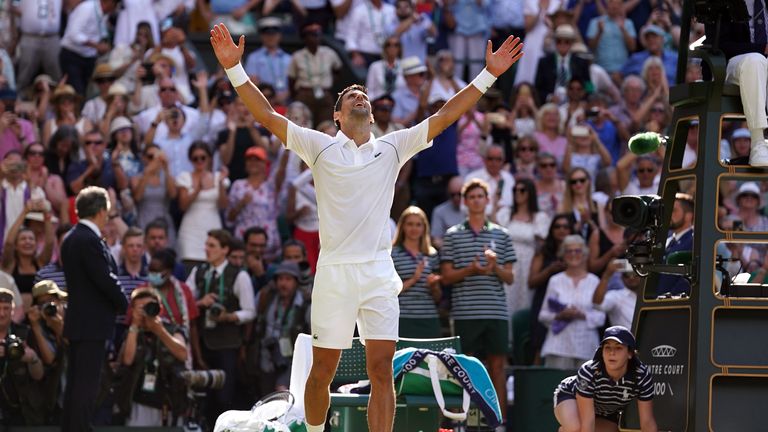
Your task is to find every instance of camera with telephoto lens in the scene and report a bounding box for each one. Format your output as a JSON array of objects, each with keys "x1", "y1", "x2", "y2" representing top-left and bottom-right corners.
[
  {"x1": 179, "y1": 369, "x2": 226, "y2": 390},
  {"x1": 4, "y1": 334, "x2": 25, "y2": 361},
  {"x1": 42, "y1": 301, "x2": 58, "y2": 317},
  {"x1": 143, "y1": 301, "x2": 161, "y2": 317},
  {"x1": 208, "y1": 302, "x2": 225, "y2": 318}
]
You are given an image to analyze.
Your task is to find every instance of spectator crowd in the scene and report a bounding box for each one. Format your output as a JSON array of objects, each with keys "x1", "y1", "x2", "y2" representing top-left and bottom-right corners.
[{"x1": 0, "y1": 0, "x2": 764, "y2": 428}]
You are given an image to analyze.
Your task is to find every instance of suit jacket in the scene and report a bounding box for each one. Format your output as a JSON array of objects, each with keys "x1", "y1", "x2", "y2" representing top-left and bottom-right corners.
[
  {"x1": 656, "y1": 228, "x2": 693, "y2": 297},
  {"x1": 706, "y1": 3, "x2": 762, "y2": 61},
  {"x1": 62, "y1": 223, "x2": 128, "y2": 341},
  {"x1": 534, "y1": 53, "x2": 591, "y2": 100}
]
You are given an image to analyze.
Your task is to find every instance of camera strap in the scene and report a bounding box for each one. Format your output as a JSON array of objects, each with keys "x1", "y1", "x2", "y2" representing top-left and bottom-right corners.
[{"x1": 160, "y1": 283, "x2": 185, "y2": 327}]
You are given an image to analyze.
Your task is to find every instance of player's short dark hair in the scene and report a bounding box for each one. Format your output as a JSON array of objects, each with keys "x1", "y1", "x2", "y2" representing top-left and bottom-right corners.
[
  {"x1": 75, "y1": 186, "x2": 110, "y2": 219},
  {"x1": 334, "y1": 84, "x2": 369, "y2": 128}
]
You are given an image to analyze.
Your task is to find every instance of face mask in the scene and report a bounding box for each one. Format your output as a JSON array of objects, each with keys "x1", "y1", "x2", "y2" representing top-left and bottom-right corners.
[{"x1": 148, "y1": 272, "x2": 167, "y2": 287}]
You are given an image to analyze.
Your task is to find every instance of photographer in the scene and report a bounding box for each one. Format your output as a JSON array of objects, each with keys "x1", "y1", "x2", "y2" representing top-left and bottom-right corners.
[
  {"x1": 0, "y1": 287, "x2": 44, "y2": 425},
  {"x1": 186, "y1": 229, "x2": 254, "y2": 418},
  {"x1": 27, "y1": 280, "x2": 67, "y2": 423},
  {"x1": 118, "y1": 287, "x2": 188, "y2": 426},
  {"x1": 250, "y1": 262, "x2": 310, "y2": 397}
]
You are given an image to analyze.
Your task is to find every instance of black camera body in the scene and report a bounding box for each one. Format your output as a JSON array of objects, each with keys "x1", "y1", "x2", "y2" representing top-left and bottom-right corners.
[
  {"x1": 209, "y1": 302, "x2": 225, "y2": 318},
  {"x1": 143, "y1": 301, "x2": 161, "y2": 317},
  {"x1": 42, "y1": 301, "x2": 58, "y2": 317},
  {"x1": 612, "y1": 195, "x2": 664, "y2": 229},
  {"x1": 4, "y1": 334, "x2": 24, "y2": 361}
]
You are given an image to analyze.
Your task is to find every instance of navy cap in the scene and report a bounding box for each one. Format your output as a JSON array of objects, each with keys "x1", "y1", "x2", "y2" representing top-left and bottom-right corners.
[{"x1": 601, "y1": 326, "x2": 636, "y2": 350}]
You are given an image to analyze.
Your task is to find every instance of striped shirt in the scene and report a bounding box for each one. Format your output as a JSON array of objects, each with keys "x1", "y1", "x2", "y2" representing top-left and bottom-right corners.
[
  {"x1": 34, "y1": 263, "x2": 67, "y2": 291},
  {"x1": 557, "y1": 360, "x2": 654, "y2": 418},
  {"x1": 116, "y1": 267, "x2": 147, "y2": 324},
  {"x1": 441, "y1": 221, "x2": 516, "y2": 320},
  {"x1": 391, "y1": 246, "x2": 439, "y2": 319}
]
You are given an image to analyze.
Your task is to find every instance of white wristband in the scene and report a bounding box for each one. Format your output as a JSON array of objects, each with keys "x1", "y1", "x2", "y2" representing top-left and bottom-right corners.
[
  {"x1": 471, "y1": 68, "x2": 497, "y2": 94},
  {"x1": 225, "y1": 63, "x2": 249, "y2": 88}
]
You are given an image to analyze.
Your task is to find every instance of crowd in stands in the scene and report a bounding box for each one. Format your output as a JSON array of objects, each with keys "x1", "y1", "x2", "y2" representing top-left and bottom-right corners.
[{"x1": 0, "y1": 0, "x2": 764, "y2": 428}]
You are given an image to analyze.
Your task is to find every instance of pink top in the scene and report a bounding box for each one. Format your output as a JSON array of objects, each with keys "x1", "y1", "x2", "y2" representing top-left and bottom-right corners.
[{"x1": 534, "y1": 131, "x2": 567, "y2": 164}]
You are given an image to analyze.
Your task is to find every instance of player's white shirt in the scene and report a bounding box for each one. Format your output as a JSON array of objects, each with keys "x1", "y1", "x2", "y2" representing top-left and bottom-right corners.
[{"x1": 287, "y1": 120, "x2": 432, "y2": 265}]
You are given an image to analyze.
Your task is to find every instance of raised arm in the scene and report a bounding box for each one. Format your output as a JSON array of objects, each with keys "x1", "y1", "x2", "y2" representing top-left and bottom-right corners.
[
  {"x1": 210, "y1": 24, "x2": 289, "y2": 144},
  {"x1": 427, "y1": 36, "x2": 523, "y2": 142}
]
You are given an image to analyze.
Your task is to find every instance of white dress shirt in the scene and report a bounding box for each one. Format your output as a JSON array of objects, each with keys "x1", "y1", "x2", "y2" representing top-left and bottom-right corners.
[
  {"x1": 60, "y1": 0, "x2": 108, "y2": 57},
  {"x1": 539, "y1": 271, "x2": 606, "y2": 361},
  {"x1": 187, "y1": 261, "x2": 256, "y2": 323},
  {"x1": 345, "y1": 1, "x2": 396, "y2": 55},
  {"x1": 18, "y1": 0, "x2": 62, "y2": 35}
]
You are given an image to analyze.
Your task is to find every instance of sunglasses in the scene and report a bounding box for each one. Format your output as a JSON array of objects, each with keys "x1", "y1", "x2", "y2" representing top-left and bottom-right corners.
[
  {"x1": 569, "y1": 177, "x2": 588, "y2": 185},
  {"x1": 553, "y1": 223, "x2": 571, "y2": 229},
  {"x1": 637, "y1": 168, "x2": 655, "y2": 174},
  {"x1": 385, "y1": 42, "x2": 401, "y2": 47},
  {"x1": 568, "y1": 86, "x2": 583, "y2": 91},
  {"x1": 517, "y1": 146, "x2": 536, "y2": 152},
  {"x1": 564, "y1": 248, "x2": 583, "y2": 255},
  {"x1": 486, "y1": 156, "x2": 503, "y2": 162},
  {"x1": 651, "y1": 107, "x2": 665, "y2": 113},
  {"x1": 191, "y1": 155, "x2": 208, "y2": 162},
  {"x1": 160, "y1": 87, "x2": 177, "y2": 93},
  {"x1": 374, "y1": 105, "x2": 393, "y2": 111},
  {"x1": 449, "y1": 192, "x2": 462, "y2": 197},
  {"x1": 84, "y1": 140, "x2": 104, "y2": 146},
  {"x1": 95, "y1": 77, "x2": 115, "y2": 84},
  {"x1": 539, "y1": 162, "x2": 556, "y2": 168},
  {"x1": 514, "y1": 187, "x2": 528, "y2": 193},
  {"x1": 26, "y1": 150, "x2": 44, "y2": 157},
  {"x1": 556, "y1": 39, "x2": 573, "y2": 45}
]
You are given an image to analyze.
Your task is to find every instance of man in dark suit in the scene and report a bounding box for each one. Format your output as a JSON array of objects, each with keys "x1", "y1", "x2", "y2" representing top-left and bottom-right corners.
[
  {"x1": 707, "y1": 0, "x2": 768, "y2": 166},
  {"x1": 61, "y1": 186, "x2": 128, "y2": 432},
  {"x1": 535, "y1": 24, "x2": 591, "y2": 102},
  {"x1": 656, "y1": 193, "x2": 694, "y2": 297}
]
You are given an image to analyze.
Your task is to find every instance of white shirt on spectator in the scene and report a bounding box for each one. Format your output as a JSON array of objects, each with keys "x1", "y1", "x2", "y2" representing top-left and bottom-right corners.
[
  {"x1": 365, "y1": 59, "x2": 406, "y2": 100},
  {"x1": 151, "y1": 113, "x2": 211, "y2": 178},
  {"x1": 113, "y1": 0, "x2": 160, "y2": 46},
  {"x1": 133, "y1": 104, "x2": 201, "y2": 136},
  {"x1": 291, "y1": 169, "x2": 319, "y2": 232},
  {"x1": 539, "y1": 271, "x2": 606, "y2": 361},
  {"x1": 60, "y1": 0, "x2": 109, "y2": 57},
  {"x1": 81, "y1": 96, "x2": 108, "y2": 125},
  {"x1": 186, "y1": 261, "x2": 256, "y2": 323},
  {"x1": 2, "y1": 180, "x2": 42, "y2": 239},
  {"x1": 153, "y1": 0, "x2": 193, "y2": 21},
  {"x1": 464, "y1": 167, "x2": 514, "y2": 215},
  {"x1": 594, "y1": 286, "x2": 636, "y2": 330},
  {"x1": 160, "y1": 46, "x2": 194, "y2": 104},
  {"x1": 345, "y1": 1, "x2": 397, "y2": 55},
  {"x1": 330, "y1": 0, "x2": 366, "y2": 41},
  {"x1": 18, "y1": 0, "x2": 61, "y2": 35}
]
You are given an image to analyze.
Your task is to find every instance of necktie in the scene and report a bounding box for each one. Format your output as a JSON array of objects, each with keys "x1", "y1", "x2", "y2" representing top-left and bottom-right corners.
[
  {"x1": 755, "y1": 0, "x2": 767, "y2": 44},
  {"x1": 557, "y1": 59, "x2": 568, "y2": 88},
  {"x1": 668, "y1": 236, "x2": 678, "y2": 250}
]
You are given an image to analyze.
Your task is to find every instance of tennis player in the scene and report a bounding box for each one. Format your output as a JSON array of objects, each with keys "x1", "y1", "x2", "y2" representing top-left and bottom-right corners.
[{"x1": 210, "y1": 23, "x2": 523, "y2": 432}]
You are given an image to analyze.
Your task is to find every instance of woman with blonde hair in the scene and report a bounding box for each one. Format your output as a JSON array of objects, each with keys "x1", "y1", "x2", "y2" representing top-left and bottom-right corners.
[
  {"x1": 559, "y1": 167, "x2": 599, "y2": 239},
  {"x1": 391, "y1": 206, "x2": 443, "y2": 338},
  {"x1": 534, "y1": 103, "x2": 568, "y2": 163}
]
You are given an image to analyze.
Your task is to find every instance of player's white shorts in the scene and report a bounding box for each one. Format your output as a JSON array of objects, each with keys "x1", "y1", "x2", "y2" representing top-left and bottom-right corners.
[{"x1": 310, "y1": 259, "x2": 402, "y2": 349}]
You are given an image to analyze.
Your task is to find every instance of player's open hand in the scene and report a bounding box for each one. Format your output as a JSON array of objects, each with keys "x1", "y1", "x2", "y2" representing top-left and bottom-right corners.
[
  {"x1": 485, "y1": 36, "x2": 524, "y2": 78},
  {"x1": 210, "y1": 24, "x2": 245, "y2": 69}
]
